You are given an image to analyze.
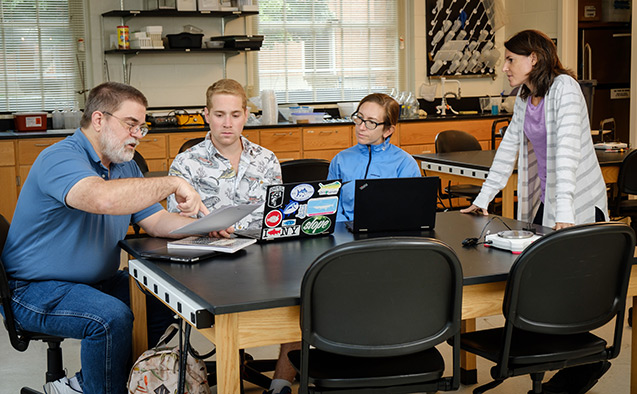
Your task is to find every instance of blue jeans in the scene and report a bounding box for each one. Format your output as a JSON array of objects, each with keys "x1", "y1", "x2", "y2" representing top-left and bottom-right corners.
[{"x1": 7, "y1": 270, "x2": 175, "y2": 394}]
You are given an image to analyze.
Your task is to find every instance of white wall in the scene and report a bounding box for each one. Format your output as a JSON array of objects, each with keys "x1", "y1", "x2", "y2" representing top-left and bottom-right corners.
[{"x1": 85, "y1": 0, "x2": 253, "y2": 109}]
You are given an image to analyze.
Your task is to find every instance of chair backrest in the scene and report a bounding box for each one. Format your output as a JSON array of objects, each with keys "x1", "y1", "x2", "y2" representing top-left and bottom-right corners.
[
  {"x1": 133, "y1": 150, "x2": 149, "y2": 174},
  {"x1": 0, "y1": 214, "x2": 30, "y2": 351},
  {"x1": 503, "y1": 222, "x2": 634, "y2": 345},
  {"x1": 300, "y1": 237, "x2": 463, "y2": 357},
  {"x1": 435, "y1": 130, "x2": 482, "y2": 153},
  {"x1": 616, "y1": 149, "x2": 637, "y2": 196},
  {"x1": 491, "y1": 118, "x2": 510, "y2": 150},
  {"x1": 280, "y1": 158, "x2": 330, "y2": 183},
  {"x1": 178, "y1": 137, "x2": 205, "y2": 154}
]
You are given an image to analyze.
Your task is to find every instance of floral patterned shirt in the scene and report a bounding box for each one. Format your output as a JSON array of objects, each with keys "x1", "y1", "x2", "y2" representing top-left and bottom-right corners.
[{"x1": 167, "y1": 133, "x2": 282, "y2": 230}]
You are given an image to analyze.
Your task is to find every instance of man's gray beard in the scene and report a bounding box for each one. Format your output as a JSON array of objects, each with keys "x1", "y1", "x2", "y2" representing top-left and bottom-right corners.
[{"x1": 99, "y1": 126, "x2": 136, "y2": 164}]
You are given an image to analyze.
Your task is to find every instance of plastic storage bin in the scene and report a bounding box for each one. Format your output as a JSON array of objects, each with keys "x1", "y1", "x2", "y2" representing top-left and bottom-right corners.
[{"x1": 290, "y1": 112, "x2": 326, "y2": 124}]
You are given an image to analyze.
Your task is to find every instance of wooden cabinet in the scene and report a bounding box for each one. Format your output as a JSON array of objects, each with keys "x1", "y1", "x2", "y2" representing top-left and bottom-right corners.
[
  {"x1": 166, "y1": 131, "x2": 208, "y2": 169},
  {"x1": 399, "y1": 118, "x2": 496, "y2": 153},
  {"x1": 17, "y1": 137, "x2": 64, "y2": 192},
  {"x1": 0, "y1": 141, "x2": 17, "y2": 220},
  {"x1": 259, "y1": 127, "x2": 302, "y2": 162},
  {"x1": 302, "y1": 125, "x2": 352, "y2": 161},
  {"x1": 136, "y1": 134, "x2": 167, "y2": 172}
]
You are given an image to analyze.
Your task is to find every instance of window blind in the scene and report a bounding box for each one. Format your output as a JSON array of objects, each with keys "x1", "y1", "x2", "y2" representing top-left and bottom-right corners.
[
  {"x1": 0, "y1": 0, "x2": 86, "y2": 112},
  {"x1": 257, "y1": 0, "x2": 399, "y2": 104}
]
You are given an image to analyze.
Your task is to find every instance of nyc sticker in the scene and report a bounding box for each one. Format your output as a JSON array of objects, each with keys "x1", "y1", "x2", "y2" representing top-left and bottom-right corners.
[
  {"x1": 264, "y1": 210, "x2": 283, "y2": 228},
  {"x1": 307, "y1": 196, "x2": 338, "y2": 216},
  {"x1": 318, "y1": 181, "x2": 342, "y2": 196},
  {"x1": 262, "y1": 225, "x2": 301, "y2": 239},
  {"x1": 267, "y1": 186, "x2": 285, "y2": 208},
  {"x1": 290, "y1": 183, "x2": 314, "y2": 201}
]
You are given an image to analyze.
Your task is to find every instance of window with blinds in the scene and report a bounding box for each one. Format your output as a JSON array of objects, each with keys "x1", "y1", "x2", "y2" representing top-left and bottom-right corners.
[
  {"x1": 257, "y1": 0, "x2": 399, "y2": 104},
  {"x1": 0, "y1": 0, "x2": 86, "y2": 112}
]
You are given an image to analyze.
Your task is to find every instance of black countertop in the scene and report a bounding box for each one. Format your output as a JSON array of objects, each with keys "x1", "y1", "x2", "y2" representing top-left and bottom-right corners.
[{"x1": 0, "y1": 113, "x2": 510, "y2": 140}]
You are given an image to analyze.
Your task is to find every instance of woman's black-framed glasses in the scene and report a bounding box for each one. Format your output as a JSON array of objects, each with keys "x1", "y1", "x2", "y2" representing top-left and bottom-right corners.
[
  {"x1": 350, "y1": 112, "x2": 389, "y2": 130},
  {"x1": 103, "y1": 111, "x2": 149, "y2": 137}
]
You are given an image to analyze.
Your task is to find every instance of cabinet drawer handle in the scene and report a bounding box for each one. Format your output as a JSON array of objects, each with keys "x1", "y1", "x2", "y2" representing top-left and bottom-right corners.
[
  {"x1": 34, "y1": 143, "x2": 53, "y2": 147},
  {"x1": 272, "y1": 132, "x2": 292, "y2": 136},
  {"x1": 319, "y1": 130, "x2": 335, "y2": 134},
  {"x1": 278, "y1": 158, "x2": 296, "y2": 161},
  {"x1": 140, "y1": 138, "x2": 159, "y2": 142}
]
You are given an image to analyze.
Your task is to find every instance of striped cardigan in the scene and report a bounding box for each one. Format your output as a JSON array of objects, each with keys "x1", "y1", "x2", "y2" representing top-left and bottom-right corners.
[{"x1": 473, "y1": 74, "x2": 608, "y2": 227}]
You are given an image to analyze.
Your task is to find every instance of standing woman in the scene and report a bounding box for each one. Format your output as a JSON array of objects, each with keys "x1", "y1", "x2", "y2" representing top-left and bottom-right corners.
[
  {"x1": 462, "y1": 29, "x2": 609, "y2": 393},
  {"x1": 328, "y1": 93, "x2": 421, "y2": 222},
  {"x1": 462, "y1": 30, "x2": 607, "y2": 229}
]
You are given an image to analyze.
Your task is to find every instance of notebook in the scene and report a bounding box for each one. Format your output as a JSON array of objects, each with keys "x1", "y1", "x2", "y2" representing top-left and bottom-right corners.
[
  {"x1": 235, "y1": 179, "x2": 342, "y2": 242},
  {"x1": 345, "y1": 176, "x2": 439, "y2": 233},
  {"x1": 119, "y1": 237, "x2": 220, "y2": 263}
]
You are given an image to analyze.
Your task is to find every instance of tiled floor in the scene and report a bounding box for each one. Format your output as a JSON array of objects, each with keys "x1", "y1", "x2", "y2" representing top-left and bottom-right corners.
[{"x1": 1, "y1": 313, "x2": 632, "y2": 394}]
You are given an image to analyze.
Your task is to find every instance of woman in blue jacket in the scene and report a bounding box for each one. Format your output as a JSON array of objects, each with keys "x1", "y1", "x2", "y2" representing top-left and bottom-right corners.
[{"x1": 328, "y1": 93, "x2": 421, "y2": 222}]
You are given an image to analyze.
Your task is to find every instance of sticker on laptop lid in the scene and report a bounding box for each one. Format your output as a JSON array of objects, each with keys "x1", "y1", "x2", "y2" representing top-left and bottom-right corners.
[
  {"x1": 282, "y1": 219, "x2": 296, "y2": 226},
  {"x1": 318, "y1": 181, "x2": 341, "y2": 196},
  {"x1": 307, "y1": 196, "x2": 338, "y2": 216},
  {"x1": 267, "y1": 186, "x2": 285, "y2": 208},
  {"x1": 283, "y1": 201, "x2": 299, "y2": 216},
  {"x1": 296, "y1": 204, "x2": 308, "y2": 219},
  {"x1": 262, "y1": 225, "x2": 301, "y2": 239},
  {"x1": 264, "y1": 210, "x2": 283, "y2": 228},
  {"x1": 301, "y1": 216, "x2": 331, "y2": 234},
  {"x1": 290, "y1": 184, "x2": 315, "y2": 202}
]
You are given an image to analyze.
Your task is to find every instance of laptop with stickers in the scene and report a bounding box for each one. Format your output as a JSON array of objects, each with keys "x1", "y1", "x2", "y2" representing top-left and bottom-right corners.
[
  {"x1": 235, "y1": 179, "x2": 342, "y2": 242},
  {"x1": 345, "y1": 176, "x2": 439, "y2": 233}
]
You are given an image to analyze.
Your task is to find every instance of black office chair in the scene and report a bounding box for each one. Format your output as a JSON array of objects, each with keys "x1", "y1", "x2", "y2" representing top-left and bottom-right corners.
[
  {"x1": 288, "y1": 237, "x2": 462, "y2": 394},
  {"x1": 133, "y1": 150, "x2": 150, "y2": 175},
  {"x1": 178, "y1": 137, "x2": 205, "y2": 154},
  {"x1": 490, "y1": 118, "x2": 509, "y2": 150},
  {"x1": 435, "y1": 130, "x2": 483, "y2": 209},
  {"x1": 280, "y1": 158, "x2": 330, "y2": 183},
  {"x1": 0, "y1": 214, "x2": 67, "y2": 393},
  {"x1": 459, "y1": 222, "x2": 635, "y2": 394}
]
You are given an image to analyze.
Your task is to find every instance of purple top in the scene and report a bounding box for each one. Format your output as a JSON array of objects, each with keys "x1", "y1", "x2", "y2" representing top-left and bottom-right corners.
[{"x1": 524, "y1": 97, "x2": 547, "y2": 202}]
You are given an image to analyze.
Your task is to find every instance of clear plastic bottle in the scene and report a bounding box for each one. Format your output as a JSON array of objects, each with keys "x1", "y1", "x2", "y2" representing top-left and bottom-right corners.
[{"x1": 52, "y1": 109, "x2": 64, "y2": 129}]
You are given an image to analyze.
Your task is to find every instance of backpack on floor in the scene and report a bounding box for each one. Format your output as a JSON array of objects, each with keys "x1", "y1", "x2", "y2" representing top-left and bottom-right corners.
[{"x1": 127, "y1": 323, "x2": 211, "y2": 394}]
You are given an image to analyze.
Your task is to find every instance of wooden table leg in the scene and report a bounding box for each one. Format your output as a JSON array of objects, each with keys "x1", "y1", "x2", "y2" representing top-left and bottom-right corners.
[
  {"x1": 215, "y1": 313, "x2": 241, "y2": 394},
  {"x1": 501, "y1": 175, "x2": 516, "y2": 219},
  {"x1": 461, "y1": 318, "x2": 478, "y2": 385},
  {"x1": 129, "y1": 275, "x2": 148, "y2": 360}
]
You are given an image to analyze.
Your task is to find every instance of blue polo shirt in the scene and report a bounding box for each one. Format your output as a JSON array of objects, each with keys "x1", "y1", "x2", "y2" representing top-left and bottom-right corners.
[{"x1": 2, "y1": 130, "x2": 162, "y2": 284}]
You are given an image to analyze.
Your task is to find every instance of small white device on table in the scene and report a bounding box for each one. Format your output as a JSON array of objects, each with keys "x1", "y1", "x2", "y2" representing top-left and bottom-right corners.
[{"x1": 485, "y1": 230, "x2": 541, "y2": 254}]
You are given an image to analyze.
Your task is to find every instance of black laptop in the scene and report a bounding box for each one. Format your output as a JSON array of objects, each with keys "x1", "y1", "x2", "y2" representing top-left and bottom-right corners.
[
  {"x1": 235, "y1": 179, "x2": 342, "y2": 242},
  {"x1": 119, "y1": 237, "x2": 220, "y2": 263},
  {"x1": 345, "y1": 176, "x2": 439, "y2": 233}
]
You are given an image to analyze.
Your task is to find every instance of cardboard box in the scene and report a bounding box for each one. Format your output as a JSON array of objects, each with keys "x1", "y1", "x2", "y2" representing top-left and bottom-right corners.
[
  {"x1": 579, "y1": 0, "x2": 602, "y2": 21},
  {"x1": 177, "y1": 0, "x2": 197, "y2": 11}
]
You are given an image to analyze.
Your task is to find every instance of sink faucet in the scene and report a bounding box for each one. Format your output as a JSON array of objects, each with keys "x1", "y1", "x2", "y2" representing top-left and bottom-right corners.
[{"x1": 438, "y1": 77, "x2": 462, "y2": 116}]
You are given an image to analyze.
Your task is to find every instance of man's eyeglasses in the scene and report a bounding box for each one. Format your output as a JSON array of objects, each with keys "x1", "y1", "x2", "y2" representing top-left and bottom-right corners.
[
  {"x1": 351, "y1": 112, "x2": 390, "y2": 131},
  {"x1": 103, "y1": 111, "x2": 149, "y2": 137}
]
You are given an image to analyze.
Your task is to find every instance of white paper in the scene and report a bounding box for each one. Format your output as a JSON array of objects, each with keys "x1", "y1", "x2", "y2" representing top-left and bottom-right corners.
[{"x1": 169, "y1": 203, "x2": 262, "y2": 235}]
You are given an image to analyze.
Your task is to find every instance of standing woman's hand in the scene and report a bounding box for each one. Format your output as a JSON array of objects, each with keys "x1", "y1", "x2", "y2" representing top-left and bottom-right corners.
[
  {"x1": 554, "y1": 222, "x2": 574, "y2": 230},
  {"x1": 460, "y1": 204, "x2": 489, "y2": 216}
]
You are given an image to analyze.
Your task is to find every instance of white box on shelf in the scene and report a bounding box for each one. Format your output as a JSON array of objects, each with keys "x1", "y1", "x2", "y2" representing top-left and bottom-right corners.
[
  {"x1": 198, "y1": 0, "x2": 221, "y2": 10},
  {"x1": 177, "y1": 0, "x2": 197, "y2": 10}
]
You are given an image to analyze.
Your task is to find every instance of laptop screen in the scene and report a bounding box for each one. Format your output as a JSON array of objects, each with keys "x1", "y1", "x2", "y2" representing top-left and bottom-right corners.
[{"x1": 352, "y1": 176, "x2": 439, "y2": 232}]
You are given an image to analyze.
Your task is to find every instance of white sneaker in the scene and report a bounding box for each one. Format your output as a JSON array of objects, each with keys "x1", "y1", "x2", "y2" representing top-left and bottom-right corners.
[{"x1": 43, "y1": 377, "x2": 82, "y2": 394}]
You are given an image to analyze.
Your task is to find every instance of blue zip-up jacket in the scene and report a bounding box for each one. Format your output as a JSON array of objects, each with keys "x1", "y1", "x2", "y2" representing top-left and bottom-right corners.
[{"x1": 328, "y1": 139, "x2": 421, "y2": 222}]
